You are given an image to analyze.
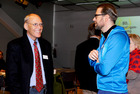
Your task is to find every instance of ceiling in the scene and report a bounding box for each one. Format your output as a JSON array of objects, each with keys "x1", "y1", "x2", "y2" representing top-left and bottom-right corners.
[
  {"x1": 50, "y1": 0, "x2": 140, "y2": 12},
  {"x1": 15, "y1": 0, "x2": 140, "y2": 11}
]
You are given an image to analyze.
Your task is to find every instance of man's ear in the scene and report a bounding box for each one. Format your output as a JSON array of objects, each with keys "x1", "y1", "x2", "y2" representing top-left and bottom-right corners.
[
  {"x1": 24, "y1": 23, "x2": 28, "y2": 31},
  {"x1": 105, "y1": 14, "x2": 110, "y2": 22}
]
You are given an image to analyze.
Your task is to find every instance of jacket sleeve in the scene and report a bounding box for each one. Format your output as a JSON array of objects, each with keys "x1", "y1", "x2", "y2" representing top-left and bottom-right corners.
[
  {"x1": 6, "y1": 42, "x2": 22, "y2": 94},
  {"x1": 88, "y1": 47, "x2": 99, "y2": 72},
  {"x1": 94, "y1": 33, "x2": 129, "y2": 75}
]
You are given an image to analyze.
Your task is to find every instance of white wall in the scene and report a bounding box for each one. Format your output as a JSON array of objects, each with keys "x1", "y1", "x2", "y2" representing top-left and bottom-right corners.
[
  {"x1": 53, "y1": 10, "x2": 95, "y2": 68},
  {"x1": 53, "y1": 7, "x2": 140, "y2": 68}
]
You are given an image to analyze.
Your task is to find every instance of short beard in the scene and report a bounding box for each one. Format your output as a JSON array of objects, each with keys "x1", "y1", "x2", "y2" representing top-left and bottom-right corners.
[{"x1": 95, "y1": 25, "x2": 102, "y2": 30}]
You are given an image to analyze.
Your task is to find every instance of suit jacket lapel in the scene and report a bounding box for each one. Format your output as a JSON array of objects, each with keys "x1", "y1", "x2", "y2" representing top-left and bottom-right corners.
[
  {"x1": 21, "y1": 35, "x2": 34, "y2": 73},
  {"x1": 38, "y1": 38, "x2": 46, "y2": 63},
  {"x1": 38, "y1": 38, "x2": 49, "y2": 72}
]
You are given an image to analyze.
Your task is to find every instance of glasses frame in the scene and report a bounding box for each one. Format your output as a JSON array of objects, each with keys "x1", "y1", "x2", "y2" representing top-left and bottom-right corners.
[
  {"x1": 27, "y1": 23, "x2": 43, "y2": 27},
  {"x1": 94, "y1": 14, "x2": 106, "y2": 18}
]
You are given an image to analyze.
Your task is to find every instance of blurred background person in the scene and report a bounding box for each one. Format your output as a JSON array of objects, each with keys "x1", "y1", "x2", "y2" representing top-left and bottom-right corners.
[
  {"x1": 127, "y1": 34, "x2": 140, "y2": 94},
  {"x1": 0, "y1": 50, "x2": 6, "y2": 72},
  {"x1": 75, "y1": 22, "x2": 101, "y2": 94}
]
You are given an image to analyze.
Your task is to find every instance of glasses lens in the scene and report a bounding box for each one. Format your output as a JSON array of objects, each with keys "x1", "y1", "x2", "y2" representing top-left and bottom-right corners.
[
  {"x1": 94, "y1": 14, "x2": 105, "y2": 18},
  {"x1": 29, "y1": 23, "x2": 43, "y2": 27},
  {"x1": 33, "y1": 23, "x2": 38, "y2": 26},
  {"x1": 39, "y1": 23, "x2": 43, "y2": 26}
]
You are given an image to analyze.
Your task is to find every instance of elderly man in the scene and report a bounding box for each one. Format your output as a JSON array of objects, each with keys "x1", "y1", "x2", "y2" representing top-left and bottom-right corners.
[
  {"x1": 88, "y1": 3, "x2": 130, "y2": 94},
  {"x1": 6, "y1": 13, "x2": 53, "y2": 94}
]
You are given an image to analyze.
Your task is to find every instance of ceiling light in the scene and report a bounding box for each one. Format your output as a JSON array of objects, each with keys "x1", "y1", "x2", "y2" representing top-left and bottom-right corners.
[
  {"x1": 58, "y1": 0, "x2": 64, "y2": 1},
  {"x1": 76, "y1": 2, "x2": 98, "y2": 5},
  {"x1": 119, "y1": 0, "x2": 127, "y2": 1},
  {"x1": 15, "y1": 0, "x2": 29, "y2": 9}
]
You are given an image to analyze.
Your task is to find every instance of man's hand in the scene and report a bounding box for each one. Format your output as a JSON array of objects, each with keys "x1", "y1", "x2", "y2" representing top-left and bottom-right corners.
[{"x1": 88, "y1": 50, "x2": 98, "y2": 61}]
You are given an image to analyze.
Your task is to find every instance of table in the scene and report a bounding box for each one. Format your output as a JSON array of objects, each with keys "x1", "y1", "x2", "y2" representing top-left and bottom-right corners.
[
  {"x1": 0, "y1": 90, "x2": 10, "y2": 94},
  {"x1": 54, "y1": 68, "x2": 75, "y2": 74}
]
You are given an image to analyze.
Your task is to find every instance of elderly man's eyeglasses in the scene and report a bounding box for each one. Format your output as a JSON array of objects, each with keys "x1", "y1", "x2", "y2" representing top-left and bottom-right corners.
[
  {"x1": 28, "y1": 23, "x2": 43, "y2": 27},
  {"x1": 94, "y1": 14, "x2": 106, "y2": 18}
]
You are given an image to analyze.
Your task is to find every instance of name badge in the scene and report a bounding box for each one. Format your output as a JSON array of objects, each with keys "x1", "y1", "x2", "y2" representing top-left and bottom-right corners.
[{"x1": 43, "y1": 55, "x2": 48, "y2": 60}]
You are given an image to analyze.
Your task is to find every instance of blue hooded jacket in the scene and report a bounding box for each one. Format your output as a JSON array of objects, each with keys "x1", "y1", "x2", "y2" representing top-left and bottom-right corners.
[{"x1": 89, "y1": 26, "x2": 130, "y2": 93}]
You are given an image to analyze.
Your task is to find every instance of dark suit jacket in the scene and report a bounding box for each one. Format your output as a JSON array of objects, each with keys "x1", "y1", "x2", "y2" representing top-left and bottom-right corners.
[
  {"x1": 6, "y1": 34, "x2": 53, "y2": 94},
  {"x1": 75, "y1": 37, "x2": 99, "y2": 92}
]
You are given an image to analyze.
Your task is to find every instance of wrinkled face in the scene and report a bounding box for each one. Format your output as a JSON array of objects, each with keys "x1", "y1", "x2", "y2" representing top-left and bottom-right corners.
[
  {"x1": 24, "y1": 14, "x2": 43, "y2": 41},
  {"x1": 93, "y1": 7, "x2": 105, "y2": 31},
  {"x1": 130, "y1": 38, "x2": 136, "y2": 52}
]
